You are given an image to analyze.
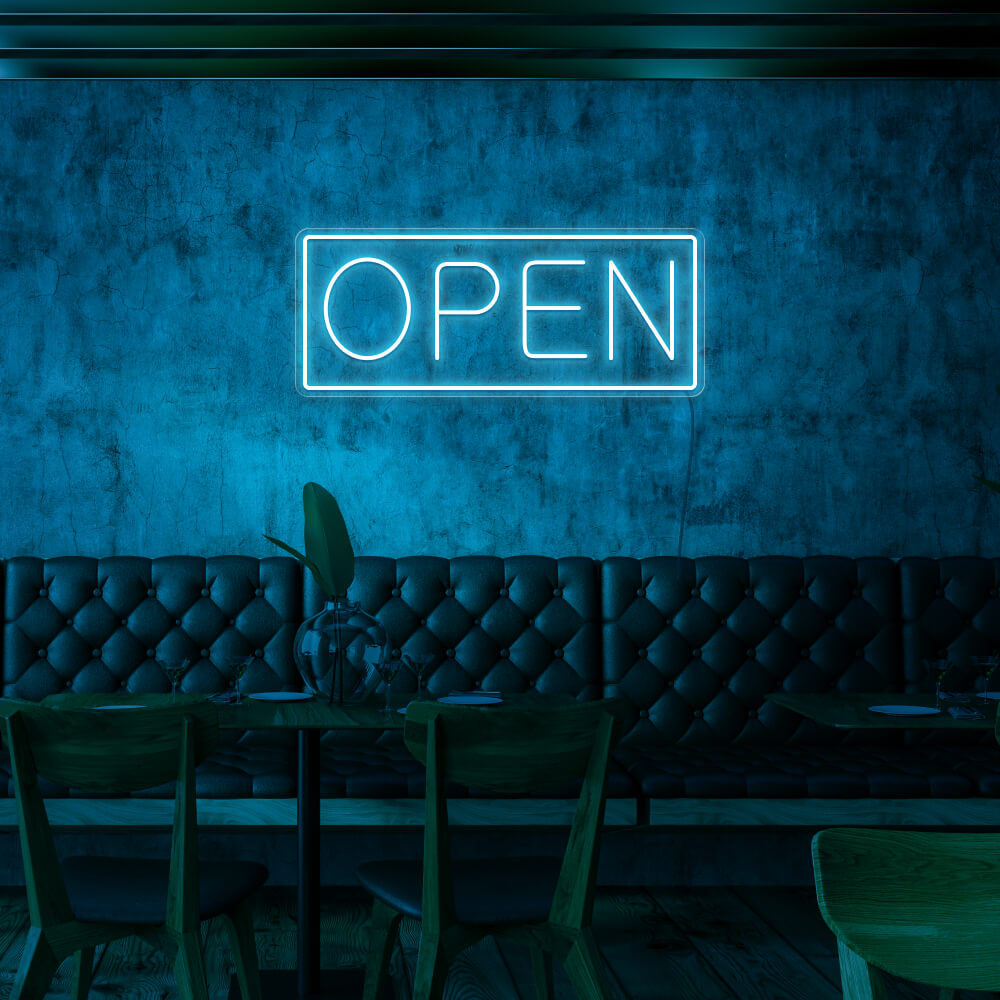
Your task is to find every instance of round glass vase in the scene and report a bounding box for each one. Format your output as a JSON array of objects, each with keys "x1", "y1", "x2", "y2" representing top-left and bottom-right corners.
[{"x1": 294, "y1": 598, "x2": 388, "y2": 704}]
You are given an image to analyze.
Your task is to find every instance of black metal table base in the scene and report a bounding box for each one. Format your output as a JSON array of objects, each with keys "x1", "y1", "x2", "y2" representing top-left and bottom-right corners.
[
  {"x1": 231, "y1": 968, "x2": 398, "y2": 999},
  {"x1": 230, "y1": 968, "x2": 377, "y2": 1000},
  {"x1": 298, "y1": 729, "x2": 320, "y2": 996}
]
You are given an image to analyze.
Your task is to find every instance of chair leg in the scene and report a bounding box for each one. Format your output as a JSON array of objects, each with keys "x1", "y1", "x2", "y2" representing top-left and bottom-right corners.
[
  {"x1": 172, "y1": 928, "x2": 211, "y2": 1000},
  {"x1": 837, "y1": 940, "x2": 887, "y2": 1000},
  {"x1": 529, "y1": 943, "x2": 554, "y2": 1000},
  {"x1": 561, "y1": 927, "x2": 615, "y2": 1000},
  {"x1": 363, "y1": 898, "x2": 402, "y2": 1000},
  {"x1": 71, "y1": 945, "x2": 95, "y2": 1000},
  {"x1": 12, "y1": 926, "x2": 60, "y2": 1000},
  {"x1": 220, "y1": 900, "x2": 263, "y2": 1000},
  {"x1": 412, "y1": 930, "x2": 450, "y2": 1000}
]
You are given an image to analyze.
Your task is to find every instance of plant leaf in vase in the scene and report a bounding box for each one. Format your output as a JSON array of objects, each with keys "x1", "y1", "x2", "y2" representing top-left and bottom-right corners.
[
  {"x1": 262, "y1": 534, "x2": 333, "y2": 596},
  {"x1": 263, "y1": 482, "x2": 355, "y2": 600},
  {"x1": 974, "y1": 475, "x2": 1000, "y2": 494},
  {"x1": 302, "y1": 482, "x2": 355, "y2": 597}
]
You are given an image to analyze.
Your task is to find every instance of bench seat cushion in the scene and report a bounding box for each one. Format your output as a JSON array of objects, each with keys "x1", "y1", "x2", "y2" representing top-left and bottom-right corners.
[
  {"x1": 614, "y1": 744, "x2": 983, "y2": 798},
  {"x1": 318, "y1": 742, "x2": 637, "y2": 799},
  {"x1": 2, "y1": 740, "x2": 996, "y2": 801}
]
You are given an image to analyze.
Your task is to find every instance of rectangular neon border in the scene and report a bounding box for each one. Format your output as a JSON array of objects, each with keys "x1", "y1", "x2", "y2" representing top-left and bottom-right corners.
[{"x1": 300, "y1": 232, "x2": 701, "y2": 393}]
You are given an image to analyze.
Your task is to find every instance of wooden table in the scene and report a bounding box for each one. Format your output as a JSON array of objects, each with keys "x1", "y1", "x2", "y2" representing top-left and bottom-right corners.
[
  {"x1": 765, "y1": 690, "x2": 998, "y2": 730},
  {"x1": 35, "y1": 689, "x2": 570, "y2": 998}
]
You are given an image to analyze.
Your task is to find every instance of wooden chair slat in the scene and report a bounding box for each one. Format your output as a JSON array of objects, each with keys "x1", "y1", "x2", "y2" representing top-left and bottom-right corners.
[
  {"x1": 403, "y1": 700, "x2": 626, "y2": 793},
  {"x1": 10, "y1": 702, "x2": 219, "y2": 793}
]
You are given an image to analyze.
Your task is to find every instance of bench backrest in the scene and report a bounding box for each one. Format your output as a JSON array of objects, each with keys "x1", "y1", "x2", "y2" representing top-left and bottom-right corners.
[
  {"x1": 600, "y1": 556, "x2": 899, "y2": 745},
  {"x1": 3, "y1": 553, "x2": 995, "y2": 747}
]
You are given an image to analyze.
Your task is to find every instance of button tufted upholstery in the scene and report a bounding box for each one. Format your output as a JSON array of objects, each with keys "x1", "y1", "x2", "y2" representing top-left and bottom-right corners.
[
  {"x1": 601, "y1": 556, "x2": 899, "y2": 747},
  {"x1": 310, "y1": 556, "x2": 601, "y2": 753},
  {"x1": 1, "y1": 556, "x2": 301, "y2": 797},
  {"x1": 900, "y1": 557, "x2": 1000, "y2": 683},
  {"x1": 309, "y1": 555, "x2": 600, "y2": 698},
  {"x1": 899, "y1": 557, "x2": 1000, "y2": 746},
  {"x1": 1, "y1": 553, "x2": 999, "y2": 805},
  {"x1": 3, "y1": 556, "x2": 300, "y2": 699}
]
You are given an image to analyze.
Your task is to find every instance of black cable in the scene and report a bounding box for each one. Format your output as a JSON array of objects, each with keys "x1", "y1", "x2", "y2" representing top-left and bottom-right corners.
[{"x1": 677, "y1": 392, "x2": 695, "y2": 566}]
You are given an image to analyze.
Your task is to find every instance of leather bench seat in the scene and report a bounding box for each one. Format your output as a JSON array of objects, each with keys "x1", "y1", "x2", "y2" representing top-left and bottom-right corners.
[
  {"x1": 3, "y1": 554, "x2": 1000, "y2": 821},
  {"x1": 317, "y1": 742, "x2": 636, "y2": 799},
  {"x1": 613, "y1": 744, "x2": 983, "y2": 798}
]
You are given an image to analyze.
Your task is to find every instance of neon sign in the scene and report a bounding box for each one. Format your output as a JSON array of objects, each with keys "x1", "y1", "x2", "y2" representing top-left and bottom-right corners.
[{"x1": 297, "y1": 231, "x2": 703, "y2": 396}]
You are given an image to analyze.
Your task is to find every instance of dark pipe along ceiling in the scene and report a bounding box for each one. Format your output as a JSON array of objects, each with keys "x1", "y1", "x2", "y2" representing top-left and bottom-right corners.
[{"x1": 0, "y1": 2, "x2": 999, "y2": 78}]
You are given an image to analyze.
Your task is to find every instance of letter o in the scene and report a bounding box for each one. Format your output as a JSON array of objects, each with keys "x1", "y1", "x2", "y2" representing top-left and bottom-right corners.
[{"x1": 323, "y1": 257, "x2": 411, "y2": 361}]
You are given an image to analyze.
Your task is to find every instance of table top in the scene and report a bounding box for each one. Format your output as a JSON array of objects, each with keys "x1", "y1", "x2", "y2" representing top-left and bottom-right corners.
[
  {"x1": 11, "y1": 690, "x2": 576, "y2": 730},
  {"x1": 766, "y1": 691, "x2": 999, "y2": 731}
]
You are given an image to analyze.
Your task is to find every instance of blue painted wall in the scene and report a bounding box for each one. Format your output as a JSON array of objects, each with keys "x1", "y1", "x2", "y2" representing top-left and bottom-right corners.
[{"x1": 1, "y1": 80, "x2": 997, "y2": 559}]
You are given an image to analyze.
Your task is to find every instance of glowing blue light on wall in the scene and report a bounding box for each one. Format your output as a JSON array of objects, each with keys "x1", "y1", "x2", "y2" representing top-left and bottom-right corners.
[{"x1": 297, "y1": 230, "x2": 703, "y2": 396}]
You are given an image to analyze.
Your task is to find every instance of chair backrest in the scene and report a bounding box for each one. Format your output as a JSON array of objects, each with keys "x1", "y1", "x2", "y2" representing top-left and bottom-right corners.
[
  {"x1": 403, "y1": 699, "x2": 624, "y2": 794},
  {"x1": 3, "y1": 701, "x2": 219, "y2": 792},
  {"x1": 1, "y1": 702, "x2": 219, "y2": 932},
  {"x1": 403, "y1": 698, "x2": 625, "y2": 931},
  {"x1": 813, "y1": 827, "x2": 1000, "y2": 991}
]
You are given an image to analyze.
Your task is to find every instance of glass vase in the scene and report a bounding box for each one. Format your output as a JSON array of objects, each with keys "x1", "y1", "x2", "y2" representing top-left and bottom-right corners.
[{"x1": 294, "y1": 599, "x2": 387, "y2": 704}]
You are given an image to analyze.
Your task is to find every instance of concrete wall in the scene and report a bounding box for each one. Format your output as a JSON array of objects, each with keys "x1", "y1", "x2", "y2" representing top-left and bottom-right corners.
[{"x1": 1, "y1": 80, "x2": 997, "y2": 559}]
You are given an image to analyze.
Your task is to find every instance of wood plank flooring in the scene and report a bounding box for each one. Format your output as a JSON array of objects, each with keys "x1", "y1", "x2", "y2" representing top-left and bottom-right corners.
[{"x1": 0, "y1": 885, "x2": 995, "y2": 999}]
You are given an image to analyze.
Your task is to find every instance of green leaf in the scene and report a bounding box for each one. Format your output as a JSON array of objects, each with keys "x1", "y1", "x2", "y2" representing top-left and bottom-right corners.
[
  {"x1": 263, "y1": 534, "x2": 334, "y2": 600},
  {"x1": 974, "y1": 474, "x2": 1000, "y2": 494},
  {"x1": 302, "y1": 482, "x2": 355, "y2": 597}
]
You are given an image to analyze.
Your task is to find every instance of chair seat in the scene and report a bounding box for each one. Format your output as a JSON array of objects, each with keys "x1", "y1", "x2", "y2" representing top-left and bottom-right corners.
[
  {"x1": 356, "y1": 856, "x2": 562, "y2": 925},
  {"x1": 62, "y1": 856, "x2": 269, "y2": 925}
]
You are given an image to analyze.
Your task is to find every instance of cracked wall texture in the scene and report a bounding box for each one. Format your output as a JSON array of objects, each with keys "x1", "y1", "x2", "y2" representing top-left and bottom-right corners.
[{"x1": 1, "y1": 79, "x2": 998, "y2": 559}]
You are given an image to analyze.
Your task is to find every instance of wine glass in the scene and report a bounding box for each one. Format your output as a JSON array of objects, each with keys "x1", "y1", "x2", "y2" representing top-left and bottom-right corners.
[
  {"x1": 159, "y1": 658, "x2": 192, "y2": 704},
  {"x1": 971, "y1": 653, "x2": 1000, "y2": 702},
  {"x1": 230, "y1": 655, "x2": 252, "y2": 704},
  {"x1": 403, "y1": 652, "x2": 434, "y2": 701},
  {"x1": 366, "y1": 645, "x2": 399, "y2": 715}
]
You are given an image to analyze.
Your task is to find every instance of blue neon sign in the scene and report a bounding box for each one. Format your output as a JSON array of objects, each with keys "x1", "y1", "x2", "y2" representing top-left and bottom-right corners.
[{"x1": 297, "y1": 230, "x2": 703, "y2": 396}]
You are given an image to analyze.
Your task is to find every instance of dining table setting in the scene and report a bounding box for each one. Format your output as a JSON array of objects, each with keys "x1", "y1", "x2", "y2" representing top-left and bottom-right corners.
[{"x1": 7, "y1": 680, "x2": 576, "y2": 999}]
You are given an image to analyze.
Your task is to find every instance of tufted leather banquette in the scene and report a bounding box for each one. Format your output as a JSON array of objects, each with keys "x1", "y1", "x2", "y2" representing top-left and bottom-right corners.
[{"x1": 2, "y1": 554, "x2": 999, "y2": 808}]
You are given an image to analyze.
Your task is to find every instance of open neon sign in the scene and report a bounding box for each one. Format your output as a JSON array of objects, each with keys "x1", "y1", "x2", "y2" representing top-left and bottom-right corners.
[{"x1": 297, "y1": 231, "x2": 703, "y2": 396}]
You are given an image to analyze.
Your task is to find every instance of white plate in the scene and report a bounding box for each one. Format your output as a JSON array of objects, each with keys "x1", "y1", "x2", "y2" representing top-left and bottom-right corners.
[
  {"x1": 868, "y1": 705, "x2": 941, "y2": 716},
  {"x1": 92, "y1": 704, "x2": 146, "y2": 710},
  {"x1": 437, "y1": 695, "x2": 503, "y2": 706},
  {"x1": 248, "y1": 692, "x2": 313, "y2": 702}
]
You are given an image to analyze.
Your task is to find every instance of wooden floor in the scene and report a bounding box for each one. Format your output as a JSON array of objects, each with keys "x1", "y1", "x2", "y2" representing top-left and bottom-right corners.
[{"x1": 0, "y1": 885, "x2": 995, "y2": 1000}]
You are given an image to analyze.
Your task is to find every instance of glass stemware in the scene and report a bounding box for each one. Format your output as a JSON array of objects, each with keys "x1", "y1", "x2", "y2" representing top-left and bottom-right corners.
[
  {"x1": 230, "y1": 655, "x2": 252, "y2": 704},
  {"x1": 366, "y1": 644, "x2": 399, "y2": 715},
  {"x1": 159, "y1": 658, "x2": 192, "y2": 704},
  {"x1": 971, "y1": 653, "x2": 1000, "y2": 702},
  {"x1": 403, "y1": 652, "x2": 434, "y2": 702}
]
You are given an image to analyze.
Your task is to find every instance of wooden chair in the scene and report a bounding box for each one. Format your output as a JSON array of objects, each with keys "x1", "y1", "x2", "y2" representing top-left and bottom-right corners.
[
  {"x1": 812, "y1": 826, "x2": 1000, "y2": 999},
  {"x1": 357, "y1": 698, "x2": 625, "y2": 1000},
  {"x1": 1, "y1": 701, "x2": 268, "y2": 1000}
]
